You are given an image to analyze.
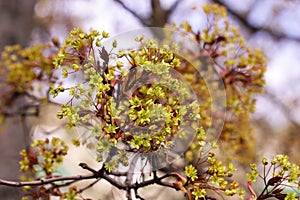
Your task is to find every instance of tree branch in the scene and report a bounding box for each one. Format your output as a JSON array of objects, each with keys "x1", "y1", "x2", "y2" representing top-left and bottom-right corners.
[
  {"x1": 77, "y1": 178, "x2": 101, "y2": 193},
  {"x1": 167, "y1": 0, "x2": 181, "y2": 16},
  {"x1": 113, "y1": 0, "x2": 182, "y2": 29},
  {"x1": 0, "y1": 174, "x2": 94, "y2": 187},
  {"x1": 112, "y1": 0, "x2": 149, "y2": 26},
  {"x1": 0, "y1": 163, "x2": 178, "y2": 198},
  {"x1": 133, "y1": 173, "x2": 174, "y2": 189},
  {"x1": 150, "y1": 0, "x2": 182, "y2": 27},
  {"x1": 211, "y1": 0, "x2": 300, "y2": 42}
]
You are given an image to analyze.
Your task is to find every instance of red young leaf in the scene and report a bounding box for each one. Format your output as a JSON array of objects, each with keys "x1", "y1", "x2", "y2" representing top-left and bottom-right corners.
[
  {"x1": 274, "y1": 193, "x2": 287, "y2": 200},
  {"x1": 267, "y1": 176, "x2": 282, "y2": 186}
]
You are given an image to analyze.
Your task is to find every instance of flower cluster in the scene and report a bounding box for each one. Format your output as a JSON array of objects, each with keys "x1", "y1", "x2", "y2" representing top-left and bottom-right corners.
[
  {"x1": 0, "y1": 43, "x2": 57, "y2": 123},
  {"x1": 19, "y1": 137, "x2": 69, "y2": 199},
  {"x1": 51, "y1": 26, "x2": 201, "y2": 173},
  {"x1": 167, "y1": 4, "x2": 266, "y2": 164},
  {"x1": 246, "y1": 155, "x2": 300, "y2": 199},
  {"x1": 20, "y1": 137, "x2": 68, "y2": 175},
  {"x1": 183, "y1": 152, "x2": 243, "y2": 199}
]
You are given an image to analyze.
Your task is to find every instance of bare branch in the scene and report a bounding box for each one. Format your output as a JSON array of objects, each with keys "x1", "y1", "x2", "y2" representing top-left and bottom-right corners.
[
  {"x1": 150, "y1": 0, "x2": 182, "y2": 27},
  {"x1": 211, "y1": 0, "x2": 300, "y2": 42},
  {"x1": 77, "y1": 178, "x2": 102, "y2": 194},
  {"x1": 0, "y1": 163, "x2": 177, "y2": 198},
  {"x1": 112, "y1": 0, "x2": 149, "y2": 26},
  {"x1": 113, "y1": 0, "x2": 182, "y2": 29},
  {"x1": 79, "y1": 162, "x2": 100, "y2": 175},
  {"x1": 167, "y1": 0, "x2": 181, "y2": 16},
  {"x1": 0, "y1": 174, "x2": 94, "y2": 187},
  {"x1": 151, "y1": 0, "x2": 167, "y2": 27}
]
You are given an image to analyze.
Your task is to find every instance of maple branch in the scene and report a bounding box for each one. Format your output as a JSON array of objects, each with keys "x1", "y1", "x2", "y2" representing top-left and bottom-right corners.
[
  {"x1": 0, "y1": 174, "x2": 94, "y2": 187},
  {"x1": 0, "y1": 163, "x2": 177, "y2": 199}
]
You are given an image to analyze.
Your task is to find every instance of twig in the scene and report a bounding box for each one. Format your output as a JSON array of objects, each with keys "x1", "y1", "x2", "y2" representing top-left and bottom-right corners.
[
  {"x1": 77, "y1": 178, "x2": 102, "y2": 193},
  {"x1": 0, "y1": 174, "x2": 94, "y2": 187},
  {"x1": 21, "y1": 115, "x2": 31, "y2": 152},
  {"x1": 113, "y1": 0, "x2": 148, "y2": 26},
  {"x1": 134, "y1": 187, "x2": 145, "y2": 200},
  {"x1": 46, "y1": 179, "x2": 80, "y2": 193},
  {"x1": 169, "y1": 0, "x2": 181, "y2": 13}
]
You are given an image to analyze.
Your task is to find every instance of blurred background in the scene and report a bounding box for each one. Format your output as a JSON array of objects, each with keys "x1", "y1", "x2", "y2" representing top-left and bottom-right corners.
[{"x1": 0, "y1": 0, "x2": 300, "y2": 199}]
